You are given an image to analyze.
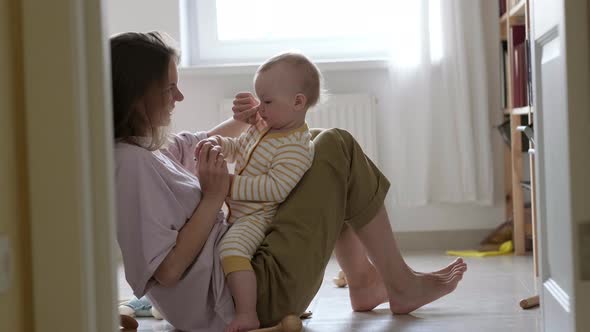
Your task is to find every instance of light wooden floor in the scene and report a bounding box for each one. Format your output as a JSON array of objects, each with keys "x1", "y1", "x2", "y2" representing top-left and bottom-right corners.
[{"x1": 118, "y1": 251, "x2": 542, "y2": 331}]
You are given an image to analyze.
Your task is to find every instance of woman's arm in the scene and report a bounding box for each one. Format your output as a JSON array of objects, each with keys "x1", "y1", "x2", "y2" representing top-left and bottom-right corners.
[
  {"x1": 154, "y1": 143, "x2": 230, "y2": 287},
  {"x1": 207, "y1": 92, "x2": 260, "y2": 137},
  {"x1": 207, "y1": 117, "x2": 249, "y2": 138},
  {"x1": 154, "y1": 195, "x2": 224, "y2": 286}
]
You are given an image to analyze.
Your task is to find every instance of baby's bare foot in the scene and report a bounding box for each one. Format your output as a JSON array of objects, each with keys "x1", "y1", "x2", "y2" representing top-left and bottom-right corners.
[{"x1": 225, "y1": 312, "x2": 260, "y2": 332}]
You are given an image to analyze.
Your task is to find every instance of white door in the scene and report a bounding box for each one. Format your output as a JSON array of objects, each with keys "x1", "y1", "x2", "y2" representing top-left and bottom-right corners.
[{"x1": 530, "y1": 0, "x2": 590, "y2": 331}]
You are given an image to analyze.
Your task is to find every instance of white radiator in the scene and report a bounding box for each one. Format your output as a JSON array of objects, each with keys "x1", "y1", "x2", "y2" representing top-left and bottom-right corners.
[{"x1": 218, "y1": 93, "x2": 379, "y2": 164}]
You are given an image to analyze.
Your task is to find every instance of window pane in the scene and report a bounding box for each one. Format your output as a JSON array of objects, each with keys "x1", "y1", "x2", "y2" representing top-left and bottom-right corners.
[
  {"x1": 191, "y1": 0, "x2": 445, "y2": 64},
  {"x1": 216, "y1": 0, "x2": 389, "y2": 41},
  {"x1": 429, "y1": 0, "x2": 443, "y2": 63},
  {"x1": 385, "y1": 1, "x2": 422, "y2": 67}
]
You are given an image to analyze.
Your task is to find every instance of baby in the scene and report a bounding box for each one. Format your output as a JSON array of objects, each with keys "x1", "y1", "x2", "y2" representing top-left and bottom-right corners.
[{"x1": 196, "y1": 52, "x2": 321, "y2": 331}]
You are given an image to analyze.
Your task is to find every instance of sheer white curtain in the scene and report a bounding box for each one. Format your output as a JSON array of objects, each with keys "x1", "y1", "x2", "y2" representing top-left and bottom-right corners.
[{"x1": 385, "y1": 0, "x2": 494, "y2": 206}]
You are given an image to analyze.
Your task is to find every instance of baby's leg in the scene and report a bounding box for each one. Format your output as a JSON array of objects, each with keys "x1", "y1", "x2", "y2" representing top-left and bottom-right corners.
[
  {"x1": 219, "y1": 219, "x2": 266, "y2": 331},
  {"x1": 225, "y1": 270, "x2": 259, "y2": 332}
]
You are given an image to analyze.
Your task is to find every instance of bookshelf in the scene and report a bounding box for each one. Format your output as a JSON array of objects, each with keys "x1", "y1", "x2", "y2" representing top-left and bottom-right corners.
[{"x1": 498, "y1": 0, "x2": 537, "y2": 263}]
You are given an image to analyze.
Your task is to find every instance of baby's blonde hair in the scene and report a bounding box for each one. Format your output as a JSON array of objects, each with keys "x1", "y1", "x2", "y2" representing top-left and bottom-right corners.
[{"x1": 256, "y1": 52, "x2": 323, "y2": 109}]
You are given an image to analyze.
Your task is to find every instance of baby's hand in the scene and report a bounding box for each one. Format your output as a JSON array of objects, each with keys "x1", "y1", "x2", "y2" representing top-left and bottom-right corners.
[
  {"x1": 194, "y1": 137, "x2": 220, "y2": 161},
  {"x1": 232, "y1": 92, "x2": 260, "y2": 125}
]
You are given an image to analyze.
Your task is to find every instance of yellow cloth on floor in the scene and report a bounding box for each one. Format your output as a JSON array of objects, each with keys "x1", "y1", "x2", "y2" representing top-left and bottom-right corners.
[{"x1": 446, "y1": 240, "x2": 513, "y2": 257}]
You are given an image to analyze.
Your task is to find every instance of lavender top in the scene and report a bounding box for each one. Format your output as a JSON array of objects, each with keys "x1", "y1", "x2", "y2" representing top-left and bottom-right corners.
[{"x1": 115, "y1": 131, "x2": 234, "y2": 331}]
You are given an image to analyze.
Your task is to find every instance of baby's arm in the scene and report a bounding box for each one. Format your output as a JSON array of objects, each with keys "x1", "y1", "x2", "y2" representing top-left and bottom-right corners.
[
  {"x1": 216, "y1": 135, "x2": 242, "y2": 163},
  {"x1": 230, "y1": 143, "x2": 313, "y2": 202},
  {"x1": 195, "y1": 134, "x2": 241, "y2": 163}
]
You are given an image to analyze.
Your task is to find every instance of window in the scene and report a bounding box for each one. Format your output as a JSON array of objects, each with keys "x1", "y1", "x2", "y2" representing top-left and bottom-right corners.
[{"x1": 182, "y1": 0, "x2": 443, "y2": 67}]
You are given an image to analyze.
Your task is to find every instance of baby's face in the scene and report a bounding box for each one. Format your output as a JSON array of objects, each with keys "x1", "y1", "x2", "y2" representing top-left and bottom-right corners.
[{"x1": 254, "y1": 64, "x2": 305, "y2": 130}]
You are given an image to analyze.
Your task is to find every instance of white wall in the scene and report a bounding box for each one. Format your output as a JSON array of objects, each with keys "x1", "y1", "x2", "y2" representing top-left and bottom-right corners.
[
  {"x1": 104, "y1": 0, "x2": 181, "y2": 40},
  {"x1": 105, "y1": 0, "x2": 505, "y2": 232}
]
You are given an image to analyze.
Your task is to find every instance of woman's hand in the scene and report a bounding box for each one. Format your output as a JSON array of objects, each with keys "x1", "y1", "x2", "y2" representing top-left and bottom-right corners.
[
  {"x1": 195, "y1": 142, "x2": 229, "y2": 201},
  {"x1": 232, "y1": 92, "x2": 260, "y2": 125},
  {"x1": 195, "y1": 136, "x2": 220, "y2": 160}
]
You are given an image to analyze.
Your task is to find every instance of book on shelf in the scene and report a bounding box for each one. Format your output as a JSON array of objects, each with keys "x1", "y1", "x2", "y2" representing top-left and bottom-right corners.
[
  {"x1": 512, "y1": 42, "x2": 525, "y2": 107},
  {"x1": 511, "y1": 24, "x2": 526, "y2": 46},
  {"x1": 511, "y1": 25, "x2": 529, "y2": 108},
  {"x1": 526, "y1": 40, "x2": 533, "y2": 106},
  {"x1": 499, "y1": 0, "x2": 507, "y2": 16},
  {"x1": 500, "y1": 41, "x2": 508, "y2": 109}
]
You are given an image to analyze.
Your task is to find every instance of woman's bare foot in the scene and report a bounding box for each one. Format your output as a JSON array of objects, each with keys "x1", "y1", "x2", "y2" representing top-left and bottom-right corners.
[
  {"x1": 348, "y1": 266, "x2": 388, "y2": 312},
  {"x1": 225, "y1": 312, "x2": 259, "y2": 332},
  {"x1": 428, "y1": 257, "x2": 464, "y2": 275},
  {"x1": 413, "y1": 257, "x2": 467, "y2": 279},
  {"x1": 387, "y1": 264, "x2": 466, "y2": 314},
  {"x1": 348, "y1": 259, "x2": 467, "y2": 314}
]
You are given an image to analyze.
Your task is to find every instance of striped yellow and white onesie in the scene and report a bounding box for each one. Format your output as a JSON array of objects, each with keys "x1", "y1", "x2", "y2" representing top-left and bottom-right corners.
[{"x1": 215, "y1": 120, "x2": 314, "y2": 275}]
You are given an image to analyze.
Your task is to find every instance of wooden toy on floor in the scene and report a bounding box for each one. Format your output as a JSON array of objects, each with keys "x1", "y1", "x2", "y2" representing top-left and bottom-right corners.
[
  {"x1": 332, "y1": 270, "x2": 347, "y2": 287},
  {"x1": 519, "y1": 295, "x2": 540, "y2": 309},
  {"x1": 250, "y1": 315, "x2": 302, "y2": 332},
  {"x1": 119, "y1": 314, "x2": 139, "y2": 330}
]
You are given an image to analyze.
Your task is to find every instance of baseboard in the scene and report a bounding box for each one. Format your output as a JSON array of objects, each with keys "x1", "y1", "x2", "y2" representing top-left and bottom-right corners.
[{"x1": 395, "y1": 229, "x2": 494, "y2": 251}]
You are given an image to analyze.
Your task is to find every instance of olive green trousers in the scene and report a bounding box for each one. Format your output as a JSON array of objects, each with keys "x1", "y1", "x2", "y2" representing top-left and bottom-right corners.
[{"x1": 252, "y1": 128, "x2": 390, "y2": 326}]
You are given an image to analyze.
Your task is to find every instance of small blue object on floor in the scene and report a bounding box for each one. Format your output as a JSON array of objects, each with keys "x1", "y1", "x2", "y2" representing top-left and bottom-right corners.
[{"x1": 120, "y1": 296, "x2": 155, "y2": 317}]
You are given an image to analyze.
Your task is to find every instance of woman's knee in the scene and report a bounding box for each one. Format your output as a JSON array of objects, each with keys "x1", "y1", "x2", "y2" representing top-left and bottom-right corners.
[
  {"x1": 311, "y1": 128, "x2": 356, "y2": 161},
  {"x1": 311, "y1": 127, "x2": 353, "y2": 142}
]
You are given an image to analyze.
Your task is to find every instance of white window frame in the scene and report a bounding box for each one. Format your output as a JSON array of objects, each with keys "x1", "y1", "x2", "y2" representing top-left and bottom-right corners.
[{"x1": 181, "y1": 0, "x2": 392, "y2": 67}]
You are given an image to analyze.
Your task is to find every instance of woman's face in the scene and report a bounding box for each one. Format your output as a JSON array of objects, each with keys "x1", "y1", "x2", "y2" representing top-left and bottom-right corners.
[{"x1": 142, "y1": 58, "x2": 184, "y2": 127}]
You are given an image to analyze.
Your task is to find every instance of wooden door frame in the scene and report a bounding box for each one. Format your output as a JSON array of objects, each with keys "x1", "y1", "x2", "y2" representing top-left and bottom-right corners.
[{"x1": 21, "y1": 0, "x2": 118, "y2": 331}]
